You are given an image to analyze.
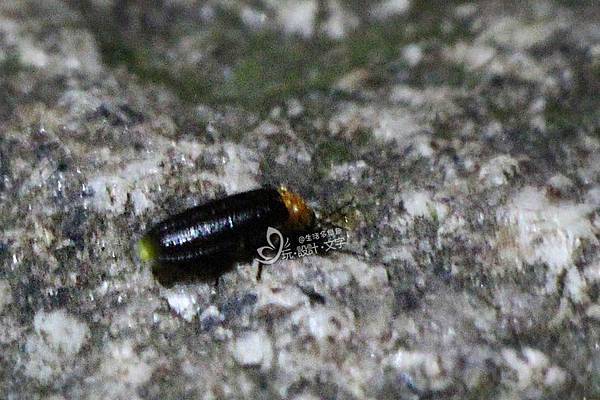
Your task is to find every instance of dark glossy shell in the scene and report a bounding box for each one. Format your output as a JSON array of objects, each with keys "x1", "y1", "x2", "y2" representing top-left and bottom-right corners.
[{"x1": 142, "y1": 187, "x2": 288, "y2": 265}]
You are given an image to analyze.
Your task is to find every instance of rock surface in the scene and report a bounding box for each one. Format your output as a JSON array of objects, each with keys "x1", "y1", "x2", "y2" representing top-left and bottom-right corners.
[{"x1": 1, "y1": 0, "x2": 599, "y2": 399}]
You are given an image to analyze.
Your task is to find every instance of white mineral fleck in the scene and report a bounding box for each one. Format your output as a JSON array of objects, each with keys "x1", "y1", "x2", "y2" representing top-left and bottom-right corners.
[
  {"x1": 33, "y1": 309, "x2": 89, "y2": 356},
  {"x1": 165, "y1": 290, "x2": 198, "y2": 322},
  {"x1": 402, "y1": 191, "x2": 448, "y2": 220},
  {"x1": 382, "y1": 245, "x2": 416, "y2": 265},
  {"x1": 374, "y1": 108, "x2": 423, "y2": 144},
  {"x1": 98, "y1": 340, "x2": 155, "y2": 387},
  {"x1": 0, "y1": 279, "x2": 12, "y2": 312},
  {"x1": 371, "y1": 0, "x2": 411, "y2": 20},
  {"x1": 389, "y1": 349, "x2": 451, "y2": 391},
  {"x1": 496, "y1": 186, "x2": 597, "y2": 291},
  {"x1": 402, "y1": 44, "x2": 423, "y2": 66},
  {"x1": 273, "y1": 0, "x2": 317, "y2": 38},
  {"x1": 329, "y1": 105, "x2": 427, "y2": 153},
  {"x1": 290, "y1": 306, "x2": 353, "y2": 344},
  {"x1": 255, "y1": 285, "x2": 308, "y2": 314},
  {"x1": 584, "y1": 260, "x2": 600, "y2": 283},
  {"x1": 323, "y1": 0, "x2": 358, "y2": 39},
  {"x1": 328, "y1": 160, "x2": 367, "y2": 184},
  {"x1": 448, "y1": 42, "x2": 496, "y2": 70},
  {"x1": 565, "y1": 268, "x2": 587, "y2": 304},
  {"x1": 585, "y1": 186, "x2": 600, "y2": 205},
  {"x1": 221, "y1": 143, "x2": 259, "y2": 193},
  {"x1": 199, "y1": 305, "x2": 223, "y2": 329},
  {"x1": 18, "y1": 37, "x2": 49, "y2": 68},
  {"x1": 344, "y1": 257, "x2": 387, "y2": 288},
  {"x1": 547, "y1": 174, "x2": 574, "y2": 195},
  {"x1": 232, "y1": 330, "x2": 273, "y2": 369},
  {"x1": 87, "y1": 157, "x2": 162, "y2": 213},
  {"x1": 585, "y1": 304, "x2": 600, "y2": 321},
  {"x1": 240, "y1": 6, "x2": 267, "y2": 30},
  {"x1": 24, "y1": 309, "x2": 89, "y2": 383},
  {"x1": 479, "y1": 155, "x2": 519, "y2": 187},
  {"x1": 481, "y1": 17, "x2": 557, "y2": 50},
  {"x1": 544, "y1": 366, "x2": 567, "y2": 388},
  {"x1": 502, "y1": 347, "x2": 564, "y2": 391},
  {"x1": 131, "y1": 189, "x2": 153, "y2": 215}
]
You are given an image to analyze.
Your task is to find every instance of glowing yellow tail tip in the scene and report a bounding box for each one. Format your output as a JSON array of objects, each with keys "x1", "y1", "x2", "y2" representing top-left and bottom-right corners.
[{"x1": 138, "y1": 236, "x2": 158, "y2": 262}]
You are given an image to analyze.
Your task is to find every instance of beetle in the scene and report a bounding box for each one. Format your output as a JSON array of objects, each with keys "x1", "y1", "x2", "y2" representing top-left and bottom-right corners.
[{"x1": 138, "y1": 186, "x2": 315, "y2": 282}]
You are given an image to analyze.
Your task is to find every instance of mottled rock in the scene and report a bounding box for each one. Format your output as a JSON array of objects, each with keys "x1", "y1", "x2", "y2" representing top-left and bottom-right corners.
[
  {"x1": 23, "y1": 310, "x2": 89, "y2": 383},
  {"x1": 1, "y1": 0, "x2": 598, "y2": 398},
  {"x1": 232, "y1": 330, "x2": 273, "y2": 369}
]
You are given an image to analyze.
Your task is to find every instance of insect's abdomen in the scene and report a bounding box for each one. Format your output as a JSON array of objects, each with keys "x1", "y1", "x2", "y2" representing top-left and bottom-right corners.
[{"x1": 139, "y1": 187, "x2": 289, "y2": 265}]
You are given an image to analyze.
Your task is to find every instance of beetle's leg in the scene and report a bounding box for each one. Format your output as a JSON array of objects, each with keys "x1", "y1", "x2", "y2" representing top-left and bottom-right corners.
[{"x1": 256, "y1": 264, "x2": 263, "y2": 281}]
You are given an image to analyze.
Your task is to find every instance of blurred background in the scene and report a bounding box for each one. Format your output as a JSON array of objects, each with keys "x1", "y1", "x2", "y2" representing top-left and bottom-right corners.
[{"x1": 1, "y1": 1, "x2": 599, "y2": 399}]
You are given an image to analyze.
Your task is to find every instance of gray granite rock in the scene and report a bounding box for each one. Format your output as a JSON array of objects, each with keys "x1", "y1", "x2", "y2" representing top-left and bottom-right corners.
[{"x1": 1, "y1": 0, "x2": 599, "y2": 399}]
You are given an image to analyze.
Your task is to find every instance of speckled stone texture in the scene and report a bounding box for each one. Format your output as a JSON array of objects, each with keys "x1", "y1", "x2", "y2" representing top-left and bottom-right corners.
[{"x1": 1, "y1": 1, "x2": 599, "y2": 399}]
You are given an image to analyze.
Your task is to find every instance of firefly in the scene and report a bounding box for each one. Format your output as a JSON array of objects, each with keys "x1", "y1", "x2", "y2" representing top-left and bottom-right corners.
[{"x1": 138, "y1": 186, "x2": 315, "y2": 280}]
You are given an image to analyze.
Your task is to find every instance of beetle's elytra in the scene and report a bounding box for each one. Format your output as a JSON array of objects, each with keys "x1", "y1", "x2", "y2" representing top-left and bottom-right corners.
[{"x1": 138, "y1": 186, "x2": 315, "y2": 268}]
